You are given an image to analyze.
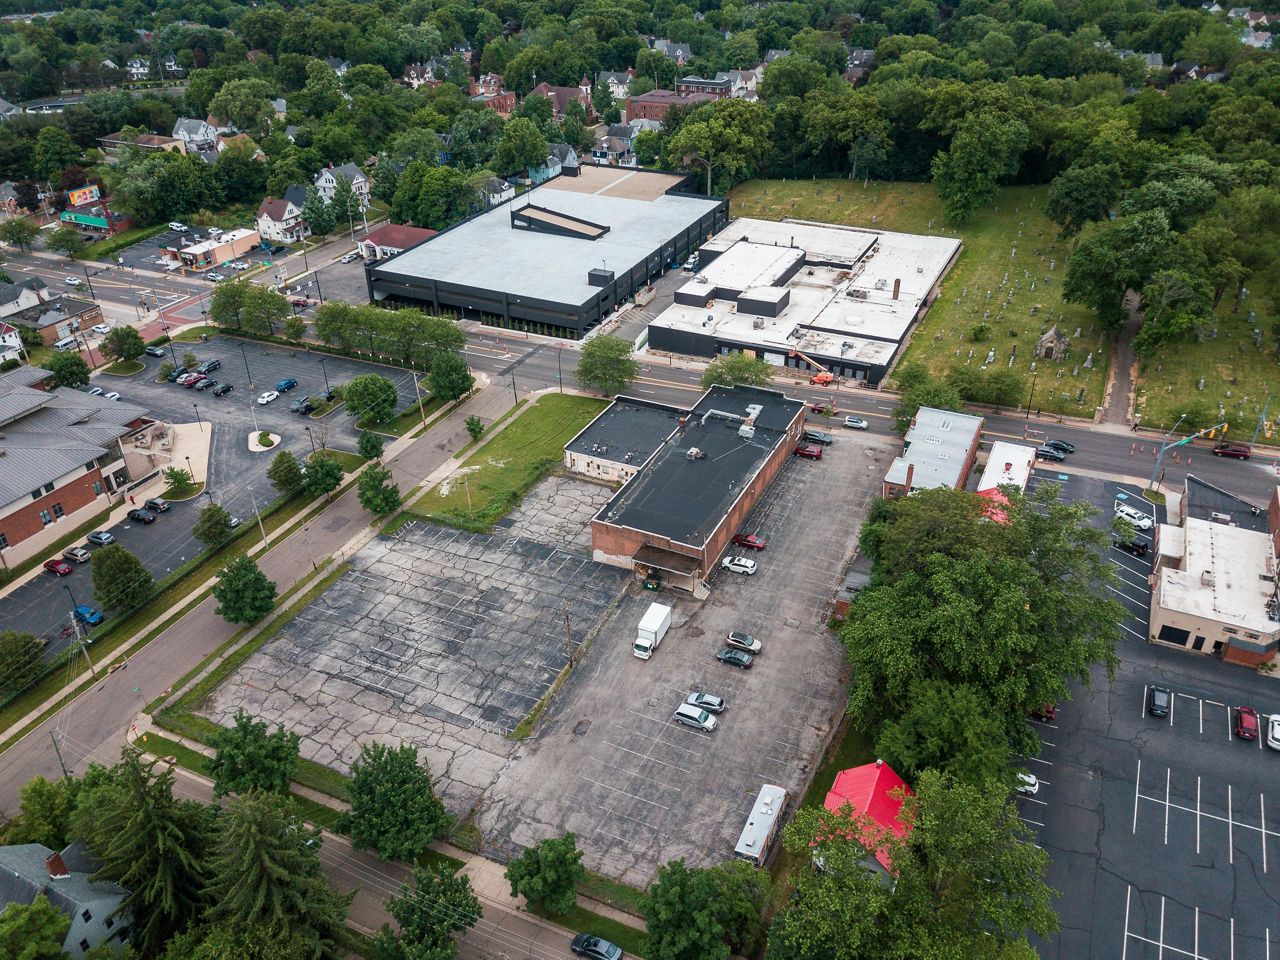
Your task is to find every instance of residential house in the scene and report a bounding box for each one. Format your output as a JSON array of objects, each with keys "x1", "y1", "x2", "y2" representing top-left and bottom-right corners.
[
  {"x1": 652, "y1": 39, "x2": 692, "y2": 65},
  {"x1": 0, "y1": 97, "x2": 20, "y2": 121},
  {"x1": 591, "y1": 134, "x2": 635, "y2": 167},
  {"x1": 1142, "y1": 52, "x2": 1165, "y2": 69},
  {"x1": 0, "y1": 842, "x2": 132, "y2": 959},
  {"x1": 98, "y1": 58, "x2": 118, "y2": 70},
  {"x1": 845, "y1": 48, "x2": 875, "y2": 83},
  {"x1": 7, "y1": 295, "x2": 103, "y2": 347},
  {"x1": 97, "y1": 131, "x2": 185, "y2": 156},
  {"x1": 0, "y1": 320, "x2": 21, "y2": 359},
  {"x1": 1202, "y1": 1, "x2": 1223, "y2": 11},
  {"x1": 452, "y1": 42, "x2": 474, "y2": 62},
  {"x1": 596, "y1": 69, "x2": 635, "y2": 101},
  {"x1": 1241, "y1": 27, "x2": 1273, "y2": 48},
  {"x1": 124, "y1": 57, "x2": 150, "y2": 81},
  {"x1": 1228, "y1": 5, "x2": 1251, "y2": 17},
  {"x1": 270, "y1": 97, "x2": 286, "y2": 121},
  {"x1": 0, "y1": 182, "x2": 20, "y2": 218},
  {"x1": 527, "y1": 143, "x2": 580, "y2": 184},
  {"x1": 719, "y1": 68, "x2": 759, "y2": 98},
  {"x1": 324, "y1": 57, "x2": 351, "y2": 76},
  {"x1": 479, "y1": 176, "x2": 515, "y2": 207},
  {"x1": 1170, "y1": 60, "x2": 1205, "y2": 81},
  {"x1": 527, "y1": 78, "x2": 594, "y2": 121},
  {"x1": 256, "y1": 195, "x2": 309, "y2": 244},
  {"x1": 283, "y1": 183, "x2": 310, "y2": 211},
  {"x1": 625, "y1": 89, "x2": 717, "y2": 122},
  {"x1": 676, "y1": 75, "x2": 733, "y2": 98},
  {"x1": 159, "y1": 54, "x2": 183, "y2": 77},
  {"x1": 823, "y1": 760, "x2": 915, "y2": 879},
  {"x1": 314, "y1": 163, "x2": 370, "y2": 208},
  {"x1": 171, "y1": 117, "x2": 219, "y2": 152},
  {"x1": 764, "y1": 48, "x2": 791, "y2": 63},
  {"x1": 402, "y1": 57, "x2": 448, "y2": 89},
  {"x1": 0, "y1": 278, "x2": 49, "y2": 319},
  {"x1": 355, "y1": 223, "x2": 437, "y2": 260},
  {"x1": 215, "y1": 133, "x2": 264, "y2": 160},
  {"x1": 469, "y1": 74, "x2": 516, "y2": 115}
]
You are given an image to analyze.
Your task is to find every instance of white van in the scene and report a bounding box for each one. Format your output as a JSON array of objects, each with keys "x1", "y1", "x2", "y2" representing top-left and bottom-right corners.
[
  {"x1": 53, "y1": 336, "x2": 79, "y2": 352},
  {"x1": 672, "y1": 703, "x2": 717, "y2": 732},
  {"x1": 1114, "y1": 501, "x2": 1154, "y2": 531}
]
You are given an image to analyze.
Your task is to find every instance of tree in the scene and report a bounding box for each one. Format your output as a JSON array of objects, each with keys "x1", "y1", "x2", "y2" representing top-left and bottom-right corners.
[
  {"x1": 163, "y1": 466, "x2": 195, "y2": 496},
  {"x1": 160, "y1": 921, "x2": 314, "y2": 960},
  {"x1": 357, "y1": 464, "x2": 401, "y2": 517},
  {"x1": 193, "y1": 502, "x2": 234, "y2": 549},
  {"x1": 0, "y1": 630, "x2": 44, "y2": 698},
  {"x1": 33, "y1": 126, "x2": 80, "y2": 180},
  {"x1": 645, "y1": 859, "x2": 729, "y2": 960},
  {"x1": 330, "y1": 175, "x2": 362, "y2": 239},
  {"x1": 304, "y1": 452, "x2": 343, "y2": 500},
  {"x1": 495, "y1": 117, "x2": 548, "y2": 177},
  {"x1": 207, "y1": 708, "x2": 297, "y2": 797},
  {"x1": 344, "y1": 373, "x2": 398, "y2": 424},
  {"x1": 375, "y1": 866, "x2": 480, "y2": 960},
  {"x1": 664, "y1": 99, "x2": 774, "y2": 194},
  {"x1": 931, "y1": 112, "x2": 1029, "y2": 222},
  {"x1": 284, "y1": 315, "x2": 305, "y2": 342},
  {"x1": 14, "y1": 180, "x2": 40, "y2": 213},
  {"x1": 708, "y1": 860, "x2": 772, "y2": 956},
  {"x1": 207, "y1": 78, "x2": 274, "y2": 136},
  {"x1": 0, "y1": 218, "x2": 40, "y2": 252},
  {"x1": 357, "y1": 430, "x2": 384, "y2": 461},
  {"x1": 1047, "y1": 163, "x2": 1123, "y2": 237},
  {"x1": 0, "y1": 894, "x2": 69, "y2": 960},
  {"x1": 183, "y1": 350, "x2": 198, "y2": 369},
  {"x1": 267, "y1": 449, "x2": 305, "y2": 494},
  {"x1": 100, "y1": 326, "x2": 146, "y2": 363},
  {"x1": 576, "y1": 336, "x2": 638, "y2": 396},
  {"x1": 465, "y1": 415, "x2": 484, "y2": 442},
  {"x1": 874, "y1": 679, "x2": 1013, "y2": 785},
  {"x1": 341, "y1": 743, "x2": 448, "y2": 861},
  {"x1": 301, "y1": 184, "x2": 335, "y2": 237},
  {"x1": 71, "y1": 747, "x2": 211, "y2": 955},
  {"x1": 91, "y1": 544, "x2": 154, "y2": 611},
  {"x1": 1065, "y1": 211, "x2": 1175, "y2": 329},
  {"x1": 892, "y1": 363, "x2": 963, "y2": 430},
  {"x1": 700, "y1": 353, "x2": 774, "y2": 390},
  {"x1": 44, "y1": 351, "x2": 90, "y2": 388},
  {"x1": 212, "y1": 555, "x2": 278, "y2": 626},
  {"x1": 45, "y1": 224, "x2": 86, "y2": 257},
  {"x1": 1133, "y1": 269, "x2": 1213, "y2": 357},
  {"x1": 505, "y1": 833, "x2": 585, "y2": 915},
  {"x1": 1, "y1": 774, "x2": 80, "y2": 848},
  {"x1": 205, "y1": 791, "x2": 349, "y2": 958},
  {"x1": 428, "y1": 351, "x2": 473, "y2": 403}
]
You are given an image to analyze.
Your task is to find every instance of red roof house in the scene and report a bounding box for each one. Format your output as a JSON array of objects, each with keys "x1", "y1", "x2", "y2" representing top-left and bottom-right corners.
[
  {"x1": 357, "y1": 223, "x2": 438, "y2": 261},
  {"x1": 823, "y1": 759, "x2": 914, "y2": 872}
]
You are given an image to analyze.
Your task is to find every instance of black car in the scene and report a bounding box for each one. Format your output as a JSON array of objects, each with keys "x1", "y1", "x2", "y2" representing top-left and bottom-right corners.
[
  {"x1": 570, "y1": 934, "x2": 623, "y2": 960},
  {"x1": 144, "y1": 345, "x2": 166, "y2": 358},
  {"x1": 195, "y1": 378, "x2": 218, "y2": 391},
  {"x1": 802, "y1": 428, "x2": 834, "y2": 445},
  {"x1": 127, "y1": 508, "x2": 156, "y2": 524},
  {"x1": 212, "y1": 383, "x2": 233, "y2": 396},
  {"x1": 143, "y1": 497, "x2": 169, "y2": 512},
  {"x1": 1113, "y1": 538, "x2": 1149, "y2": 557},
  {"x1": 166, "y1": 366, "x2": 188, "y2": 382},
  {"x1": 1148, "y1": 685, "x2": 1172, "y2": 718},
  {"x1": 716, "y1": 648, "x2": 754, "y2": 669},
  {"x1": 290, "y1": 396, "x2": 314, "y2": 414},
  {"x1": 196, "y1": 358, "x2": 221, "y2": 374},
  {"x1": 1044, "y1": 438, "x2": 1076, "y2": 454},
  {"x1": 269, "y1": 244, "x2": 286, "y2": 255},
  {"x1": 1035, "y1": 445, "x2": 1067, "y2": 462}
]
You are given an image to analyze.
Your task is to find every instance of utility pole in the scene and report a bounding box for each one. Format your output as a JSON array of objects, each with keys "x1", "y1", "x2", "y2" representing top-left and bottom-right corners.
[
  {"x1": 564, "y1": 607, "x2": 573, "y2": 664},
  {"x1": 49, "y1": 731, "x2": 70, "y2": 778},
  {"x1": 1250, "y1": 395, "x2": 1272, "y2": 450},
  {"x1": 1147, "y1": 416, "x2": 1228, "y2": 494}
]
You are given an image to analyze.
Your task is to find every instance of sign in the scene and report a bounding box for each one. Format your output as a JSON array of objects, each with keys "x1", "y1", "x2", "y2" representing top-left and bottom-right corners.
[
  {"x1": 66, "y1": 184, "x2": 100, "y2": 207},
  {"x1": 61, "y1": 211, "x2": 108, "y2": 228}
]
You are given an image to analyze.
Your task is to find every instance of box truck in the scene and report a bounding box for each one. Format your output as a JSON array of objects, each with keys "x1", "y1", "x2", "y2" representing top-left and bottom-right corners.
[{"x1": 634, "y1": 602, "x2": 672, "y2": 660}]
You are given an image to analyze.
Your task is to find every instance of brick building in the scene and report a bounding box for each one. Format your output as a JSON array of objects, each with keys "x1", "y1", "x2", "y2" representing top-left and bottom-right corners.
[
  {"x1": 7, "y1": 296, "x2": 103, "y2": 347},
  {"x1": 882, "y1": 407, "x2": 983, "y2": 498},
  {"x1": 625, "y1": 89, "x2": 717, "y2": 122}
]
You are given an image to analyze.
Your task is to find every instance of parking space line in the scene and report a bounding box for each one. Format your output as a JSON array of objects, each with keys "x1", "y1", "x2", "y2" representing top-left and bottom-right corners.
[
  {"x1": 1262, "y1": 794, "x2": 1268, "y2": 873},
  {"x1": 1134, "y1": 758, "x2": 1142, "y2": 833},
  {"x1": 1122, "y1": 885, "x2": 1131, "y2": 960},
  {"x1": 1197, "y1": 776, "x2": 1201, "y2": 853},
  {"x1": 1160, "y1": 896, "x2": 1166, "y2": 960},
  {"x1": 1227, "y1": 703, "x2": 1233, "y2": 741},
  {"x1": 1126, "y1": 931, "x2": 1203, "y2": 959},
  {"x1": 1200, "y1": 699, "x2": 1203, "y2": 735},
  {"x1": 1018, "y1": 815, "x2": 1044, "y2": 827},
  {"x1": 1137, "y1": 786, "x2": 1280, "y2": 841},
  {"x1": 1232, "y1": 916, "x2": 1235, "y2": 960},
  {"x1": 578, "y1": 775, "x2": 671, "y2": 809},
  {"x1": 1165, "y1": 767, "x2": 1171, "y2": 845},
  {"x1": 1194, "y1": 907, "x2": 1199, "y2": 960},
  {"x1": 1229, "y1": 784, "x2": 1234, "y2": 864},
  {"x1": 1027, "y1": 756, "x2": 1054, "y2": 766},
  {"x1": 594, "y1": 759, "x2": 684, "y2": 793},
  {"x1": 1143, "y1": 687, "x2": 1148, "y2": 720},
  {"x1": 1021, "y1": 796, "x2": 1048, "y2": 806},
  {"x1": 600, "y1": 740, "x2": 693, "y2": 772}
]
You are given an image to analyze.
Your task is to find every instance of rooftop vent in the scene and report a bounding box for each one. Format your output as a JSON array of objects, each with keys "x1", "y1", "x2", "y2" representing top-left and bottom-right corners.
[
  {"x1": 1201, "y1": 570, "x2": 1215, "y2": 587},
  {"x1": 1210, "y1": 512, "x2": 1233, "y2": 525},
  {"x1": 744, "y1": 404, "x2": 763, "y2": 419}
]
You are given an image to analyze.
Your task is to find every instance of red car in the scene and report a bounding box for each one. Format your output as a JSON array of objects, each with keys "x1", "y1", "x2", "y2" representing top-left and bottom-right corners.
[
  {"x1": 1031, "y1": 703, "x2": 1056, "y2": 722},
  {"x1": 43, "y1": 558, "x2": 73, "y2": 577},
  {"x1": 184, "y1": 374, "x2": 207, "y2": 389},
  {"x1": 291, "y1": 297, "x2": 310, "y2": 307},
  {"x1": 1236, "y1": 706, "x2": 1259, "y2": 740},
  {"x1": 1213, "y1": 442, "x2": 1251, "y2": 460},
  {"x1": 794, "y1": 443, "x2": 823, "y2": 460},
  {"x1": 732, "y1": 533, "x2": 767, "y2": 551}
]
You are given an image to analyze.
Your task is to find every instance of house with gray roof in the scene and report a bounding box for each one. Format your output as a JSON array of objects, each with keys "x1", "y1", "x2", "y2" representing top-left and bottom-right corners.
[
  {"x1": 0, "y1": 841, "x2": 131, "y2": 958},
  {"x1": 0, "y1": 277, "x2": 48, "y2": 318},
  {"x1": 313, "y1": 162, "x2": 369, "y2": 208},
  {"x1": 0, "y1": 97, "x2": 20, "y2": 121},
  {"x1": 171, "y1": 117, "x2": 218, "y2": 152}
]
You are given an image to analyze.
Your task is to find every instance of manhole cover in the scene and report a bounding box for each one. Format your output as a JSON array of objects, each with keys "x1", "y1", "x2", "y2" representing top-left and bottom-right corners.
[
  {"x1": 573, "y1": 719, "x2": 591, "y2": 736},
  {"x1": 784, "y1": 618, "x2": 802, "y2": 629}
]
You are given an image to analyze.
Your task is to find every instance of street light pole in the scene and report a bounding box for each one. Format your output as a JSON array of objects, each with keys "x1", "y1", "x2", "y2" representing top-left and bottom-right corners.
[
  {"x1": 1024, "y1": 364, "x2": 1038, "y2": 420},
  {"x1": 318, "y1": 357, "x2": 330, "y2": 394},
  {"x1": 305, "y1": 426, "x2": 316, "y2": 455},
  {"x1": 161, "y1": 322, "x2": 178, "y2": 368},
  {"x1": 239, "y1": 340, "x2": 253, "y2": 388},
  {"x1": 184, "y1": 454, "x2": 195, "y2": 489},
  {"x1": 192, "y1": 402, "x2": 202, "y2": 432}
]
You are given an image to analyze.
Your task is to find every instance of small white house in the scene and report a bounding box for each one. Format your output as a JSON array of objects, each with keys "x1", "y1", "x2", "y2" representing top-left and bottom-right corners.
[
  {"x1": 313, "y1": 163, "x2": 369, "y2": 208},
  {"x1": 125, "y1": 57, "x2": 150, "y2": 81}
]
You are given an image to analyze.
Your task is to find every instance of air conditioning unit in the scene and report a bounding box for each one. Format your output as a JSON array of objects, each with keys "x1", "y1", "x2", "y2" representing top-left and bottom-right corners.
[{"x1": 752, "y1": 318, "x2": 765, "y2": 329}]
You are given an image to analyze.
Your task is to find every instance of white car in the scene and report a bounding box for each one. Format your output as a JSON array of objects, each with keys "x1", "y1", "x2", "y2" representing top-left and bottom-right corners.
[
  {"x1": 339, "y1": 252, "x2": 360, "y2": 264},
  {"x1": 257, "y1": 391, "x2": 279, "y2": 405},
  {"x1": 1114, "y1": 502, "x2": 1154, "y2": 531},
  {"x1": 91, "y1": 323, "x2": 111, "y2": 335},
  {"x1": 230, "y1": 261, "x2": 251, "y2": 271},
  {"x1": 725, "y1": 631, "x2": 762, "y2": 653},
  {"x1": 86, "y1": 386, "x2": 103, "y2": 396},
  {"x1": 721, "y1": 556, "x2": 757, "y2": 575},
  {"x1": 65, "y1": 276, "x2": 82, "y2": 287},
  {"x1": 842, "y1": 415, "x2": 869, "y2": 430},
  {"x1": 1268, "y1": 715, "x2": 1280, "y2": 751},
  {"x1": 168, "y1": 222, "x2": 188, "y2": 232},
  {"x1": 103, "y1": 391, "x2": 121, "y2": 401},
  {"x1": 1016, "y1": 772, "x2": 1039, "y2": 795}
]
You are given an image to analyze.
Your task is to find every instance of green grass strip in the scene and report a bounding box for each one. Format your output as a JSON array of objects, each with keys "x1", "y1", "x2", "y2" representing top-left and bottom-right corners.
[{"x1": 526, "y1": 903, "x2": 648, "y2": 958}]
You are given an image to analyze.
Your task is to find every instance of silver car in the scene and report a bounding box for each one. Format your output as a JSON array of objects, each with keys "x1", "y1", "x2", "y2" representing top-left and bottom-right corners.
[
  {"x1": 686, "y1": 692, "x2": 725, "y2": 713},
  {"x1": 725, "y1": 631, "x2": 762, "y2": 654},
  {"x1": 672, "y1": 703, "x2": 717, "y2": 732},
  {"x1": 843, "y1": 415, "x2": 869, "y2": 429}
]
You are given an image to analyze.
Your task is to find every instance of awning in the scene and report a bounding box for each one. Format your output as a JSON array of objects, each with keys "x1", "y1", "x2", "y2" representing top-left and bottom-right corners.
[{"x1": 633, "y1": 544, "x2": 701, "y2": 576}]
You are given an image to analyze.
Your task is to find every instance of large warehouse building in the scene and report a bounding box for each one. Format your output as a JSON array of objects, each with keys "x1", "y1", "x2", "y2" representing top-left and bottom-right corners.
[
  {"x1": 366, "y1": 167, "x2": 727, "y2": 338},
  {"x1": 646, "y1": 218, "x2": 961, "y2": 386}
]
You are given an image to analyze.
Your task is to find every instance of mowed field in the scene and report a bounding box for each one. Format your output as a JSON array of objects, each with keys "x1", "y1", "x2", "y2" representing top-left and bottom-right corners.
[{"x1": 728, "y1": 180, "x2": 1110, "y2": 417}]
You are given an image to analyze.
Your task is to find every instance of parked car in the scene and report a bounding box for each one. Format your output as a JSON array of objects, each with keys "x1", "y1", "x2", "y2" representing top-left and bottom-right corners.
[
  {"x1": 269, "y1": 244, "x2": 286, "y2": 255},
  {"x1": 842, "y1": 415, "x2": 869, "y2": 430},
  {"x1": 1213, "y1": 442, "x2": 1251, "y2": 460},
  {"x1": 1148, "y1": 685, "x2": 1172, "y2": 718},
  {"x1": 1044, "y1": 438, "x2": 1076, "y2": 454},
  {"x1": 686, "y1": 692, "x2": 725, "y2": 714},
  {"x1": 570, "y1": 934, "x2": 623, "y2": 960},
  {"x1": 103, "y1": 391, "x2": 121, "y2": 402},
  {"x1": 1035, "y1": 445, "x2": 1067, "y2": 462},
  {"x1": 184, "y1": 374, "x2": 207, "y2": 389},
  {"x1": 720, "y1": 556, "x2": 757, "y2": 575},
  {"x1": 1115, "y1": 502, "x2": 1154, "y2": 530},
  {"x1": 196, "y1": 359, "x2": 221, "y2": 374},
  {"x1": 212, "y1": 383, "x2": 233, "y2": 396},
  {"x1": 725, "y1": 631, "x2": 762, "y2": 654},
  {"x1": 290, "y1": 297, "x2": 310, "y2": 307},
  {"x1": 228, "y1": 515, "x2": 242, "y2": 528},
  {"x1": 1235, "y1": 706, "x2": 1259, "y2": 741},
  {"x1": 672, "y1": 703, "x2": 718, "y2": 731},
  {"x1": 195, "y1": 378, "x2": 217, "y2": 391},
  {"x1": 716, "y1": 648, "x2": 754, "y2": 669},
  {"x1": 206, "y1": 272, "x2": 226, "y2": 282},
  {"x1": 290, "y1": 396, "x2": 314, "y2": 413},
  {"x1": 794, "y1": 443, "x2": 823, "y2": 460},
  {"x1": 86, "y1": 531, "x2": 114, "y2": 546},
  {"x1": 62, "y1": 546, "x2": 91, "y2": 564},
  {"x1": 65, "y1": 276, "x2": 82, "y2": 287},
  {"x1": 802, "y1": 428, "x2": 834, "y2": 445},
  {"x1": 1113, "y1": 538, "x2": 1149, "y2": 557},
  {"x1": 1268, "y1": 715, "x2": 1280, "y2": 751},
  {"x1": 168, "y1": 222, "x2": 188, "y2": 232},
  {"x1": 1016, "y1": 772, "x2": 1040, "y2": 795},
  {"x1": 73, "y1": 604, "x2": 103, "y2": 626},
  {"x1": 276, "y1": 378, "x2": 298, "y2": 392},
  {"x1": 143, "y1": 497, "x2": 169, "y2": 513},
  {"x1": 86, "y1": 386, "x2": 103, "y2": 396},
  {"x1": 732, "y1": 532, "x2": 766, "y2": 551},
  {"x1": 1030, "y1": 703, "x2": 1056, "y2": 721},
  {"x1": 176, "y1": 372, "x2": 200, "y2": 385},
  {"x1": 43, "y1": 558, "x2": 73, "y2": 577},
  {"x1": 339, "y1": 252, "x2": 360, "y2": 263},
  {"x1": 127, "y1": 508, "x2": 156, "y2": 524},
  {"x1": 145, "y1": 345, "x2": 166, "y2": 357},
  {"x1": 230, "y1": 260, "x2": 251, "y2": 271},
  {"x1": 91, "y1": 322, "x2": 111, "y2": 335},
  {"x1": 257, "y1": 390, "x2": 280, "y2": 405},
  {"x1": 167, "y1": 367, "x2": 188, "y2": 382}
]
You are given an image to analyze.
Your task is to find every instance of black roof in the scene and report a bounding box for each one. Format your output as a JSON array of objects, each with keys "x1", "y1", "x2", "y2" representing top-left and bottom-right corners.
[
  {"x1": 565, "y1": 396, "x2": 683, "y2": 466},
  {"x1": 1183, "y1": 474, "x2": 1268, "y2": 533},
  {"x1": 596, "y1": 385, "x2": 804, "y2": 548}
]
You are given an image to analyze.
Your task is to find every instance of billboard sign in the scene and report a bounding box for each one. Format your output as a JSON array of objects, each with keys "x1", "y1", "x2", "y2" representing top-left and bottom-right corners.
[
  {"x1": 66, "y1": 185, "x2": 100, "y2": 207},
  {"x1": 61, "y1": 211, "x2": 108, "y2": 228}
]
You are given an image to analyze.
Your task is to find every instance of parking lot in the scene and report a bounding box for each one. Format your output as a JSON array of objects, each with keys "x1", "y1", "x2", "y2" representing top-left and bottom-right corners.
[
  {"x1": 199, "y1": 423, "x2": 896, "y2": 885},
  {"x1": 113, "y1": 227, "x2": 288, "y2": 278},
  {"x1": 1022, "y1": 467, "x2": 1280, "y2": 960}
]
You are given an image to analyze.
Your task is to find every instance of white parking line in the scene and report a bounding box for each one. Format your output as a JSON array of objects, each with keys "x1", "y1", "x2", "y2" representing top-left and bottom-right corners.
[
  {"x1": 1262, "y1": 794, "x2": 1268, "y2": 873},
  {"x1": 1027, "y1": 756, "x2": 1054, "y2": 766},
  {"x1": 1122, "y1": 885, "x2": 1132, "y2": 960},
  {"x1": 1197, "y1": 776, "x2": 1201, "y2": 853},
  {"x1": 578, "y1": 775, "x2": 671, "y2": 809},
  {"x1": 1134, "y1": 758, "x2": 1142, "y2": 834},
  {"x1": 1018, "y1": 815, "x2": 1045, "y2": 827},
  {"x1": 1143, "y1": 688, "x2": 1148, "y2": 721},
  {"x1": 1229, "y1": 784, "x2": 1234, "y2": 864},
  {"x1": 1165, "y1": 767, "x2": 1171, "y2": 845},
  {"x1": 1160, "y1": 896, "x2": 1166, "y2": 960}
]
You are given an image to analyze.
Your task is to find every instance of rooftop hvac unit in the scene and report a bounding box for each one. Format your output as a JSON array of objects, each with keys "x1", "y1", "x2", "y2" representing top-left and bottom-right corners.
[
  {"x1": 1201, "y1": 570, "x2": 1215, "y2": 587},
  {"x1": 686, "y1": 447, "x2": 705, "y2": 460},
  {"x1": 752, "y1": 317, "x2": 765, "y2": 329},
  {"x1": 738, "y1": 422, "x2": 756, "y2": 439},
  {"x1": 744, "y1": 404, "x2": 763, "y2": 418}
]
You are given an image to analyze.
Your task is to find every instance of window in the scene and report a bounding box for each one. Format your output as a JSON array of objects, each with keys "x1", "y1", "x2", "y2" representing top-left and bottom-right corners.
[
  {"x1": 30, "y1": 490, "x2": 40, "y2": 502},
  {"x1": 52, "y1": 503, "x2": 64, "y2": 519},
  {"x1": 39, "y1": 510, "x2": 52, "y2": 526},
  {"x1": 85, "y1": 462, "x2": 95, "y2": 472},
  {"x1": 0, "y1": 533, "x2": 7, "y2": 549},
  {"x1": 93, "y1": 481, "x2": 103, "y2": 496},
  {"x1": 105, "y1": 917, "x2": 114, "y2": 929},
  {"x1": 43, "y1": 482, "x2": 54, "y2": 494},
  {"x1": 79, "y1": 941, "x2": 90, "y2": 952},
  {"x1": 81, "y1": 909, "x2": 92, "y2": 922}
]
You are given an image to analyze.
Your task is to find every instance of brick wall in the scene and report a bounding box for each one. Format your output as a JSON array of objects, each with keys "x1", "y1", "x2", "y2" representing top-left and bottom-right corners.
[{"x1": 0, "y1": 467, "x2": 105, "y2": 552}]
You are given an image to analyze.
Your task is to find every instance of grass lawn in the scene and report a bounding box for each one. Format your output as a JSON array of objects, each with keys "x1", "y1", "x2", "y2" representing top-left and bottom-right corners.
[
  {"x1": 83, "y1": 224, "x2": 166, "y2": 261},
  {"x1": 527, "y1": 903, "x2": 648, "y2": 958},
  {"x1": 172, "y1": 325, "x2": 220, "y2": 342},
  {"x1": 363, "y1": 393, "x2": 445, "y2": 437},
  {"x1": 322, "y1": 449, "x2": 365, "y2": 473},
  {"x1": 728, "y1": 180, "x2": 1111, "y2": 417},
  {"x1": 579, "y1": 872, "x2": 649, "y2": 918},
  {"x1": 409, "y1": 394, "x2": 606, "y2": 531},
  {"x1": 102, "y1": 359, "x2": 144, "y2": 376},
  {"x1": 161, "y1": 481, "x2": 205, "y2": 501}
]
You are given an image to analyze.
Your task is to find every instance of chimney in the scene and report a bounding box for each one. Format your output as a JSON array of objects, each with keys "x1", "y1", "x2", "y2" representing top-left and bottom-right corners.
[
  {"x1": 904, "y1": 462, "x2": 914, "y2": 492},
  {"x1": 892, "y1": 278, "x2": 901, "y2": 300},
  {"x1": 45, "y1": 852, "x2": 70, "y2": 879}
]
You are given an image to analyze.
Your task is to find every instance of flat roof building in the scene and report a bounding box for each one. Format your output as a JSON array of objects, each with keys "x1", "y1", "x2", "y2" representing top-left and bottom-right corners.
[
  {"x1": 563, "y1": 396, "x2": 685, "y2": 484},
  {"x1": 368, "y1": 167, "x2": 727, "y2": 339},
  {"x1": 646, "y1": 217, "x2": 961, "y2": 386},
  {"x1": 589, "y1": 384, "x2": 806, "y2": 592},
  {"x1": 882, "y1": 407, "x2": 983, "y2": 498}
]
